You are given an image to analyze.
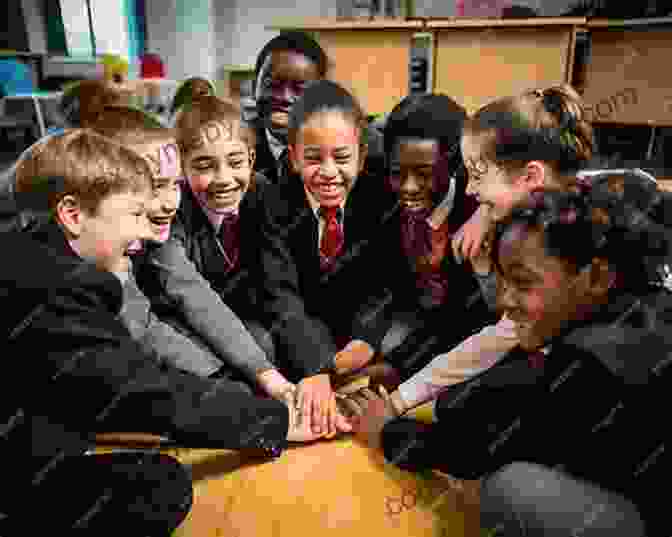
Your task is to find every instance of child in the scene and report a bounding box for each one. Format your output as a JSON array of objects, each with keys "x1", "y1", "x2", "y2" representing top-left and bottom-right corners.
[
  {"x1": 361, "y1": 93, "x2": 494, "y2": 383},
  {"x1": 259, "y1": 79, "x2": 396, "y2": 437},
  {"x1": 6, "y1": 130, "x2": 322, "y2": 534},
  {"x1": 347, "y1": 85, "x2": 596, "y2": 435},
  {"x1": 376, "y1": 177, "x2": 670, "y2": 537},
  {"x1": 252, "y1": 31, "x2": 384, "y2": 183},
  {"x1": 105, "y1": 103, "x2": 294, "y2": 398}
]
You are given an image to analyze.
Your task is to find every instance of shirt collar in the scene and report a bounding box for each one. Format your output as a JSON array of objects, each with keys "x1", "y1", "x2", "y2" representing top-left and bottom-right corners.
[{"x1": 266, "y1": 129, "x2": 286, "y2": 161}]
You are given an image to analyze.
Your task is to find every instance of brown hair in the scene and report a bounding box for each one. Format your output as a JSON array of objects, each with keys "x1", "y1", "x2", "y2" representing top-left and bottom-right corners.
[
  {"x1": 77, "y1": 80, "x2": 135, "y2": 127},
  {"x1": 464, "y1": 84, "x2": 594, "y2": 188},
  {"x1": 15, "y1": 129, "x2": 152, "y2": 215},
  {"x1": 175, "y1": 96, "x2": 256, "y2": 154}
]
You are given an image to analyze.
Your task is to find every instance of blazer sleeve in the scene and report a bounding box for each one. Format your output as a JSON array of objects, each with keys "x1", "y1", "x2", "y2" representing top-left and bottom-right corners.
[
  {"x1": 258, "y1": 199, "x2": 338, "y2": 378},
  {"x1": 15, "y1": 264, "x2": 290, "y2": 453},
  {"x1": 119, "y1": 267, "x2": 224, "y2": 377},
  {"x1": 147, "y1": 237, "x2": 274, "y2": 380}
]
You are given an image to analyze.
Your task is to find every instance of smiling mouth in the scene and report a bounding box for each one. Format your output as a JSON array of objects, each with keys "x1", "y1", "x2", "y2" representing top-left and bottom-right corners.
[{"x1": 149, "y1": 217, "x2": 172, "y2": 227}]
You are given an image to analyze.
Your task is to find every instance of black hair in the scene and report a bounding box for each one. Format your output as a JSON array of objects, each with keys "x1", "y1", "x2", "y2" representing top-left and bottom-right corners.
[
  {"x1": 254, "y1": 31, "x2": 328, "y2": 90},
  {"x1": 384, "y1": 93, "x2": 467, "y2": 160},
  {"x1": 287, "y1": 80, "x2": 365, "y2": 145},
  {"x1": 492, "y1": 171, "x2": 672, "y2": 294},
  {"x1": 383, "y1": 93, "x2": 471, "y2": 216}
]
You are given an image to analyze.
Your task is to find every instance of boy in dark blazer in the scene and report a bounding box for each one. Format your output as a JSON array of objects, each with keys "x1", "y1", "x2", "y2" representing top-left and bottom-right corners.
[{"x1": 3, "y1": 129, "x2": 324, "y2": 534}]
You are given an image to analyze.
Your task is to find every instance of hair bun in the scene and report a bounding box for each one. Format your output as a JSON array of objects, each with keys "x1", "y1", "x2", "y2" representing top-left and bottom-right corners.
[{"x1": 542, "y1": 90, "x2": 577, "y2": 133}]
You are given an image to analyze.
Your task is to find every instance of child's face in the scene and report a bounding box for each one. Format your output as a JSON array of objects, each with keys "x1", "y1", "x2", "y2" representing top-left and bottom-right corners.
[
  {"x1": 255, "y1": 50, "x2": 320, "y2": 139},
  {"x1": 136, "y1": 140, "x2": 182, "y2": 242},
  {"x1": 461, "y1": 132, "x2": 530, "y2": 221},
  {"x1": 389, "y1": 138, "x2": 439, "y2": 211},
  {"x1": 496, "y1": 225, "x2": 595, "y2": 351},
  {"x1": 183, "y1": 119, "x2": 254, "y2": 213},
  {"x1": 75, "y1": 189, "x2": 152, "y2": 273},
  {"x1": 289, "y1": 110, "x2": 364, "y2": 208}
]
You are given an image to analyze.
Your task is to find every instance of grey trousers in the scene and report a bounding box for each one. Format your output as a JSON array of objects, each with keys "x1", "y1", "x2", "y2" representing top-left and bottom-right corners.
[{"x1": 481, "y1": 462, "x2": 647, "y2": 537}]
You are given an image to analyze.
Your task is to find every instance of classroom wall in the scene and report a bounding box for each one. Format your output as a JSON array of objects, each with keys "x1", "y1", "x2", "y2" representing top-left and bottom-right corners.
[{"x1": 144, "y1": 0, "x2": 336, "y2": 83}]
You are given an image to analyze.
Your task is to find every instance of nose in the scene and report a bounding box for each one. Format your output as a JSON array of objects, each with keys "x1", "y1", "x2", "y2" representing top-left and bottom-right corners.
[
  {"x1": 466, "y1": 176, "x2": 478, "y2": 196},
  {"x1": 496, "y1": 279, "x2": 518, "y2": 313},
  {"x1": 319, "y1": 158, "x2": 338, "y2": 178},
  {"x1": 400, "y1": 172, "x2": 421, "y2": 194}
]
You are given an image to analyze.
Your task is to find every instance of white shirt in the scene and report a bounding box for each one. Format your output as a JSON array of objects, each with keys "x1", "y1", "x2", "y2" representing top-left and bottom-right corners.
[
  {"x1": 266, "y1": 129, "x2": 287, "y2": 178},
  {"x1": 303, "y1": 186, "x2": 347, "y2": 249}
]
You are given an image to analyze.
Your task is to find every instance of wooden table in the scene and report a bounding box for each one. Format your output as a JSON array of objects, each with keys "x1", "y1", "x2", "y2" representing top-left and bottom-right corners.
[
  {"x1": 428, "y1": 17, "x2": 585, "y2": 114},
  {"x1": 267, "y1": 18, "x2": 424, "y2": 116}
]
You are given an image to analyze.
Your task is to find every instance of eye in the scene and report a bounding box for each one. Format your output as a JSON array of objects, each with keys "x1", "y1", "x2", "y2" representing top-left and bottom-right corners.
[
  {"x1": 335, "y1": 156, "x2": 350, "y2": 164},
  {"x1": 230, "y1": 160, "x2": 245, "y2": 169}
]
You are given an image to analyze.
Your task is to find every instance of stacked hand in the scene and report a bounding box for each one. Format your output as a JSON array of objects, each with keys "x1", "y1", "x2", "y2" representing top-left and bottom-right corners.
[
  {"x1": 338, "y1": 386, "x2": 401, "y2": 449},
  {"x1": 295, "y1": 374, "x2": 352, "y2": 440}
]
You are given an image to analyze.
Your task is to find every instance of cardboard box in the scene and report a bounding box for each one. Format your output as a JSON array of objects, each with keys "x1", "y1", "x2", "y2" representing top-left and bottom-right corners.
[{"x1": 582, "y1": 24, "x2": 672, "y2": 126}]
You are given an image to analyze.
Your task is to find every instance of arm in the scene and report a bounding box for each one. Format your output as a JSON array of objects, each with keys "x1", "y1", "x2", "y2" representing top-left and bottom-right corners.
[
  {"x1": 258, "y1": 209, "x2": 338, "y2": 378},
  {"x1": 396, "y1": 315, "x2": 519, "y2": 411},
  {"x1": 119, "y1": 268, "x2": 223, "y2": 377},
  {"x1": 17, "y1": 268, "x2": 290, "y2": 453},
  {"x1": 148, "y1": 238, "x2": 277, "y2": 381}
]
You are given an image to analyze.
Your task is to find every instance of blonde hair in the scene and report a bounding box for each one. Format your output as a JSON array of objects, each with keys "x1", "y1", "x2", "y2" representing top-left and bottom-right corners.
[
  {"x1": 15, "y1": 129, "x2": 152, "y2": 215},
  {"x1": 175, "y1": 96, "x2": 256, "y2": 154},
  {"x1": 464, "y1": 84, "x2": 594, "y2": 188}
]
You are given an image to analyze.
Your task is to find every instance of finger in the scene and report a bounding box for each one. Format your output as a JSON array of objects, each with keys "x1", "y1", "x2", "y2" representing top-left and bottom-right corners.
[
  {"x1": 451, "y1": 234, "x2": 463, "y2": 263},
  {"x1": 321, "y1": 392, "x2": 329, "y2": 435},
  {"x1": 378, "y1": 385, "x2": 390, "y2": 402},
  {"x1": 341, "y1": 395, "x2": 365, "y2": 417},
  {"x1": 326, "y1": 396, "x2": 339, "y2": 437},
  {"x1": 311, "y1": 393, "x2": 322, "y2": 434},
  {"x1": 360, "y1": 387, "x2": 379, "y2": 401}
]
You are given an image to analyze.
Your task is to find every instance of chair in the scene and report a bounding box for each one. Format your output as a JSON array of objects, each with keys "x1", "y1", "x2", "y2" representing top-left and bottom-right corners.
[{"x1": 0, "y1": 59, "x2": 37, "y2": 147}]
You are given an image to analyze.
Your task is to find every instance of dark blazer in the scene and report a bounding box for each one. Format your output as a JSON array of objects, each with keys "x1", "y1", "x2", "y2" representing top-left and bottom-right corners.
[
  {"x1": 258, "y1": 169, "x2": 393, "y2": 379},
  {"x1": 365, "y1": 203, "x2": 497, "y2": 378},
  {"x1": 137, "y1": 175, "x2": 269, "y2": 324},
  {"x1": 381, "y1": 289, "x2": 672, "y2": 536},
  {"x1": 0, "y1": 230, "x2": 289, "y2": 516}
]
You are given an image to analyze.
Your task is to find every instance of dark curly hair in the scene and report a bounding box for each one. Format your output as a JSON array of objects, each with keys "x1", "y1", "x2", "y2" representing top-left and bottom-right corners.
[{"x1": 492, "y1": 170, "x2": 672, "y2": 293}]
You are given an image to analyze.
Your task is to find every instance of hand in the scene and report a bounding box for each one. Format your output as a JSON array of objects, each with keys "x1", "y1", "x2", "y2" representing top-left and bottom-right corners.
[
  {"x1": 341, "y1": 386, "x2": 400, "y2": 449},
  {"x1": 256, "y1": 369, "x2": 295, "y2": 401},
  {"x1": 284, "y1": 386, "x2": 326, "y2": 443},
  {"x1": 452, "y1": 204, "x2": 492, "y2": 264},
  {"x1": 297, "y1": 374, "x2": 351, "y2": 438},
  {"x1": 334, "y1": 340, "x2": 376, "y2": 375}
]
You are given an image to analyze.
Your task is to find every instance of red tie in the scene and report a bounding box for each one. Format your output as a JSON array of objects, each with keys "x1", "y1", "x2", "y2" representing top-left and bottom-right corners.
[
  {"x1": 528, "y1": 350, "x2": 546, "y2": 369},
  {"x1": 319, "y1": 206, "x2": 344, "y2": 270}
]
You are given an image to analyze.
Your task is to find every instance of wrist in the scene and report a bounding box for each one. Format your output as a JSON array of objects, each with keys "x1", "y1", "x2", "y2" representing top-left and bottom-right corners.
[{"x1": 390, "y1": 391, "x2": 407, "y2": 416}]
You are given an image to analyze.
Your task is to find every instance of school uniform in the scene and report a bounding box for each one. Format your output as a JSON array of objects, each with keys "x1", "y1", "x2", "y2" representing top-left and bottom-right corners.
[
  {"x1": 0, "y1": 231, "x2": 290, "y2": 533},
  {"x1": 257, "y1": 168, "x2": 393, "y2": 380},
  {"x1": 135, "y1": 175, "x2": 275, "y2": 370},
  {"x1": 381, "y1": 288, "x2": 672, "y2": 536},
  {"x1": 364, "y1": 182, "x2": 495, "y2": 380}
]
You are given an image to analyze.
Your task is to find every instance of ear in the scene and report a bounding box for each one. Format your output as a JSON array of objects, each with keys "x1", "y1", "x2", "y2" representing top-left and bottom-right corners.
[
  {"x1": 248, "y1": 147, "x2": 256, "y2": 170},
  {"x1": 55, "y1": 195, "x2": 85, "y2": 238},
  {"x1": 358, "y1": 141, "x2": 369, "y2": 175},
  {"x1": 586, "y1": 257, "x2": 615, "y2": 297},
  {"x1": 519, "y1": 160, "x2": 546, "y2": 191}
]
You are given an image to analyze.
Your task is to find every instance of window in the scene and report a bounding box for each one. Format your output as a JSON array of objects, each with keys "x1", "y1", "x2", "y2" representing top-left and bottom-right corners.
[{"x1": 43, "y1": 0, "x2": 144, "y2": 60}]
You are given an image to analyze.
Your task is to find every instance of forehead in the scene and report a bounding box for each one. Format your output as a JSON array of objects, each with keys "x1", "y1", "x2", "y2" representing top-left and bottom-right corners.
[
  {"x1": 186, "y1": 137, "x2": 248, "y2": 159},
  {"x1": 98, "y1": 190, "x2": 149, "y2": 213},
  {"x1": 498, "y1": 225, "x2": 564, "y2": 276},
  {"x1": 297, "y1": 111, "x2": 358, "y2": 147},
  {"x1": 391, "y1": 138, "x2": 439, "y2": 162},
  {"x1": 260, "y1": 50, "x2": 320, "y2": 80},
  {"x1": 183, "y1": 119, "x2": 248, "y2": 153}
]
